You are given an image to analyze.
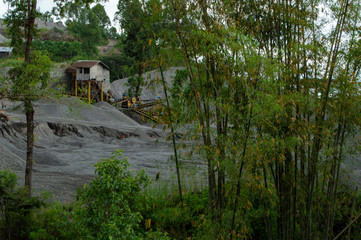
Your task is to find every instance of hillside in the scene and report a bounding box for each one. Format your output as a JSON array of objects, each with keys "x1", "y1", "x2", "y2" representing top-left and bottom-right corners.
[{"x1": 0, "y1": 18, "x2": 72, "y2": 42}]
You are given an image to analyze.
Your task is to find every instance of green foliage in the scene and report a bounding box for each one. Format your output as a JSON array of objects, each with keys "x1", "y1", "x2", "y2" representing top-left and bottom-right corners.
[
  {"x1": 0, "y1": 152, "x2": 172, "y2": 240},
  {"x1": 143, "y1": 181, "x2": 208, "y2": 239},
  {"x1": 143, "y1": 181, "x2": 277, "y2": 240},
  {"x1": 29, "y1": 203, "x2": 78, "y2": 240},
  {"x1": 6, "y1": 51, "x2": 53, "y2": 102},
  {"x1": 0, "y1": 169, "x2": 42, "y2": 239},
  {"x1": 127, "y1": 76, "x2": 145, "y2": 97},
  {"x1": 99, "y1": 54, "x2": 135, "y2": 82},
  {"x1": 158, "y1": 0, "x2": 361, "y2": 239},
  {"x1": 52, "y1": 27, "x2": 64, "y2": 34},
  {"x1": 108, "y1": 27, "x2": 120, "y2": 40},
  {"x1": 74, "y1": 150, "x2": 151, "y2": 239},
  {"x1": 116, "y1": 0, "x2": 164, "y2": 96},
  {"x1": 33, "y1": 40, "x2": 83, "y2": 62},
  {"x1": 116, "y1": 0, "x2": 149, "y2": 61},
  {"x1": 3, "y1": 0, "x2": 41, "y2": 56},
  {"x1": 64, "y1": 3, "x2": 113, "y2": 57}
]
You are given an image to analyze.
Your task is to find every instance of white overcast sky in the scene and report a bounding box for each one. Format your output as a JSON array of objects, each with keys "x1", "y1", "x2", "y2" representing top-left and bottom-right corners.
[{"x1": 0, "y1": 0, "x2": 119, "y2": 26}]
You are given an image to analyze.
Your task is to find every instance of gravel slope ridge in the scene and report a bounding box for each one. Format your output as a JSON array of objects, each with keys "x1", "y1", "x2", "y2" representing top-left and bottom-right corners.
[{"x1": 0, "y1": 97, "x2": 204, "y2": 202}]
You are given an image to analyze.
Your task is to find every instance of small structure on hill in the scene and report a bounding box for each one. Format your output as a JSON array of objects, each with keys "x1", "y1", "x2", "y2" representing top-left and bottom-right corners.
[
  {"x1": 0, "y1": 47, "x2": 13, "y2": 58},
  {"x1": 67, "y1": 60, "x2": 110, "y2": 103}
]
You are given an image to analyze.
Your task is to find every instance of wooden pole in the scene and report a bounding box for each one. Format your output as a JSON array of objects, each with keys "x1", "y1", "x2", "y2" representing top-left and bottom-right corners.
[
  {"x1": 101, "y1": 81, "x2": 103, "y2": 101},
  {"x1": 75, "y1": 80, "x2": 77, "y2": 97},
  {"x1": 88, "y1": 81, "x2": 90, "y2": 104}
]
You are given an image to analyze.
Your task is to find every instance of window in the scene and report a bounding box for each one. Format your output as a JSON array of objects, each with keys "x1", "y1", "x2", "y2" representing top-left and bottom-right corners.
[
  {"x1": 84, "y1": 68, "x2": 90, "y2": 74},
  {"x1": 79, "y1": 68, "x2": 82, "y2": 73}
]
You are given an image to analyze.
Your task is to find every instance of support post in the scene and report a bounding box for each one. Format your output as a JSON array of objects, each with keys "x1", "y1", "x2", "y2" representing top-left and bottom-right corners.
[
  {"x1": 75, "y1": 80, "x2": 77, "y2": 97},
  {"x1": 88, "y1": 81, "x2": 91, "y2": 104},
  {"x1": 101, "y1": 81, "x2": 104, "y2": 101}
]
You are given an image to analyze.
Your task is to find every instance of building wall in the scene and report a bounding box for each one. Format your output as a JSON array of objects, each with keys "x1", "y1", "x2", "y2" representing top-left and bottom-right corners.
[
  {"x1": 89, "y1": 66, "x2": 97, "y2": 80},
  {"x1": 90, "y1": 63, "x2": 110, "y2": 91},
  {"x1": 76, "y1": 68, "x2": 90, "y2": 81},
  {"x1": 103, "y1": 68, "x2": 110, "y2": 92}
]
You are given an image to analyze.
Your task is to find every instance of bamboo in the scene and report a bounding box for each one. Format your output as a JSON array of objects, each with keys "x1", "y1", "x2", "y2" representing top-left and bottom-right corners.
[
  {"x1": 159, "y1": 63, "x2": 183, "y2": 204},
  {"x1": 333, "y1": 212, "x2": 361, "y2": 240}
]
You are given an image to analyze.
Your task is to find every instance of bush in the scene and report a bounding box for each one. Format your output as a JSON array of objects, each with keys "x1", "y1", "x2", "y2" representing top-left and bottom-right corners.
[
  {"x1": 29, "y1": 203, "x2": 78, "y2": 240},
  {"x1": 74, "y1": 150, "x2": 151, "y2": 239}
]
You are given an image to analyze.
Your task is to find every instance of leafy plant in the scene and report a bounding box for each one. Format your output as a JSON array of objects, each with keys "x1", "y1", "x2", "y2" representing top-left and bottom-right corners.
[
  {"x1": 74, "y1": 150, "x2": 151, "y2": 239},
  {"x1": 29, "y1": 203, "x2": 78, "y2": 240},
  {"x1": 127, "y1": 75, "x2": 145, "y2": 98}
]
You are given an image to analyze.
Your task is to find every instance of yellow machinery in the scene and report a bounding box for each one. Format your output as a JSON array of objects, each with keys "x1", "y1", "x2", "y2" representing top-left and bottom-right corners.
[{"x1": 114, "y1": 95, "x2": 163, "y2": 123}]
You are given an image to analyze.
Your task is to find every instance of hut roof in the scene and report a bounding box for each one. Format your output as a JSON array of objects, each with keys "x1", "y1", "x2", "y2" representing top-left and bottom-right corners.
[{"x1": 71, "y1": 60, "x2": 109, "y2": 70}]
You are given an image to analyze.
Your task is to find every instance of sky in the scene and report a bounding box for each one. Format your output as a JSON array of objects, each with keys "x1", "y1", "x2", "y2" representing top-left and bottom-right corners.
[{"x1": 0, "y1": 0, "x2": 119, "y2": 26}]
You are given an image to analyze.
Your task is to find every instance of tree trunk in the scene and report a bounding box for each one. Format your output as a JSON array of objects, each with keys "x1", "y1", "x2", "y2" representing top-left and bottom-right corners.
[
  {"x1": 25, "y1": 100, "x2": 34, "y2": 197},
  {"x1": 24, "y1": 0, "x2": 36, "y2": 197},
  {"x1": 25, "y1": 0, "x2": 36, "y2": 64}
]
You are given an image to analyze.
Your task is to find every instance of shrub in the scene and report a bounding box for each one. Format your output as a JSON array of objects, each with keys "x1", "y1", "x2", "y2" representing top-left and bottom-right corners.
[
  {"x1": 29, "y1": 203, "x2": 78, "y2": 240},
  {"x1": 74, "y1": 150, "x2": 151, "y2": 239}
]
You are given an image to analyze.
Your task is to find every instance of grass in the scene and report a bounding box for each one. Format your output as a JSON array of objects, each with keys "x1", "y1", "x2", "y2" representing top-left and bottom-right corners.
[{"x1": 142, "y1": 175, "x2": 209, "y2": 239}]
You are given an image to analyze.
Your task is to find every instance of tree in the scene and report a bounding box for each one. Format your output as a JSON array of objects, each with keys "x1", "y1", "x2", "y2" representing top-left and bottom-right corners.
[
  {"x1": 91, "y1": 3, "x2": 112, "y2": 39},
  {"x1": 5, "y1": 51, "x2": 53, "y2": 197},
  {"x1": 4, "y1": 0, "x2": 38, "y2": 60},
  {"x1": 65, "y1": 3, "x2": 111, "y2": 57},
  {"x1": 116, "y1": 0, "x2": 154, "y2": 97},
  {"x1": 3, "y1": 0, "x2": 51, "y2": 197}
]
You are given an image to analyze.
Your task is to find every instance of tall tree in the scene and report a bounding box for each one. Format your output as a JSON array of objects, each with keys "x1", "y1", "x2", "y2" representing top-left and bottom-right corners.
[
  {"x1": 65, "y1": 3, "x2": 111, "y2": 56},
  {"x1": 3, "y1": 0, "x2": 51, "y2": 197},
  {"x1": 116, "y1": 0, "x2": 153, "y2": 97}
]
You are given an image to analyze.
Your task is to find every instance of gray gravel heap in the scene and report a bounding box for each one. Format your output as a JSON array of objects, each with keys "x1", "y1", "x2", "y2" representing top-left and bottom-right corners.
[{"x1": 0, "y1": 97, "x2": 204, "y2": 202}]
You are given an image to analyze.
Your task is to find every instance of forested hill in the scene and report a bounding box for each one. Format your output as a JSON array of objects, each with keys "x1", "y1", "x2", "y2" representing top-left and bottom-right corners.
[{"x1": 0, "y1": 2, "x2": 119, "y2": 62}]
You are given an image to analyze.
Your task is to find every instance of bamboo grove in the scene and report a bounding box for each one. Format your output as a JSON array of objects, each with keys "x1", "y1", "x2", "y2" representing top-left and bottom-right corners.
[{"x1": 146, "y1": 0, "x2": 361, "y2": 239}]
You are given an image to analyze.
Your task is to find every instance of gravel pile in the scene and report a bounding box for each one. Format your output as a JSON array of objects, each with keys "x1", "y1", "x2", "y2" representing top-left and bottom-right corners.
[
  {"x1": 34, "y1": 97, "x2": 139, "y2": 126},
  {"x1": 0, "y1": 96, "x2": 205, "y2": 202},
  {"x1": 110, "y1": 67, "x2": 184, "y2": 101}
]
